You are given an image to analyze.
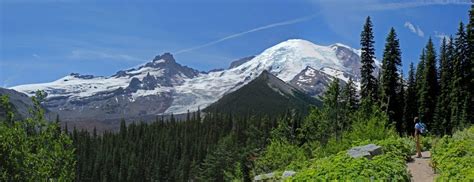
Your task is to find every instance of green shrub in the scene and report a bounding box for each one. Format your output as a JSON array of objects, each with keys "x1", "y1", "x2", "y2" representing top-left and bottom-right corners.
[
  {"x1": 376, "y1": 137, "x2": 415, "y2": 161},
  {"x1": 286, "y1": 137, "x2": 413, "y2": 181},
  {"x1": 420, "y1": 134, "x2": 437, "y2": 151},
  {"x1": 431, "y1": 126, "x2": 474, "y2": 181},
  {"x1": 254, "y1": 140, "x2": 308, "y2": 173},
  {"x1": 290, "y1": 150, "x2": 410, "y2": 181},
  {"x1": 346, "y1": 109, "x2": 397, "y2": 143},
  {"x1": 0, "y1": 95, "x2": 76, "y2": 181}
]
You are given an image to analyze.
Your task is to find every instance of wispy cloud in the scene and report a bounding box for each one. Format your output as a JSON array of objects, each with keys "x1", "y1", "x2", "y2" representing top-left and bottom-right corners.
[
  {"x1": 69, "y1": 49, "x2": 144, "y2": 62},
  {"x1": 404, "y1": 21, "x2": 425, "y2": 37},
  {"x1": 174, "y1": 14, "x2": 319, "y2": 54},
  {"x1": 434, "y1": 31, "x2": 451, "y2": 44}
]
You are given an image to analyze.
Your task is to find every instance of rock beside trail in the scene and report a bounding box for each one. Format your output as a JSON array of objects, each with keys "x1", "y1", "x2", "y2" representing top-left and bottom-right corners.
[
  {"x1": 254, "y1": 170, "x2": 297, "y2": 181},
  {"x1": 347, "y1": 144, "x2": 383, "y2": 159},
  {"x1": 282, "y1": 170, "x2": 296, "y2": 178}
]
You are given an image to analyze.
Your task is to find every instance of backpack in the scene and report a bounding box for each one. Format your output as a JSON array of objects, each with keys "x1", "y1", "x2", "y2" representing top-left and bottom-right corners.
[{"x1": 417, "y1": 122, "x2": 428, "y2": 134}]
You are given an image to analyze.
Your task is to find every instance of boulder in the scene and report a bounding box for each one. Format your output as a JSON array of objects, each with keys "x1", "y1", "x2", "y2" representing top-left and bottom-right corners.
[
  {"x1": 253, "y1": 170, "x2": 297, "y2": 181},
  {"x1": 282, "y1": 170, "x2": 296, "y2": 178},
  {"x1": 254, "y1": 172, "x2": 275, "y2": 181},
  {"x1": 347, "y1": 144, "x2": 383, "y2": 159}
]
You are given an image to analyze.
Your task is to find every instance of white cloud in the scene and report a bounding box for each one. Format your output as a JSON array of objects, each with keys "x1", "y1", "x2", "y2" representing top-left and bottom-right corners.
[
  {"x1": 174, "y1": 14, "x2": 319, "y2": 54},
  {"x1": 434, "y1": 31, "x2": 451, "y2": 44},
  {"x1": 69, "y1": 49, "x2": 144, "y2": 62},
  {"x1": 404, "y1": 21, "x2": 425, "y2": 37}
]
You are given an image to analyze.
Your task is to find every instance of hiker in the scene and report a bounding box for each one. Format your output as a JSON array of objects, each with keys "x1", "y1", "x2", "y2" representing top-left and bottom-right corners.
[{"x1": 414, "y1": 117, "x2": 422, "y2": 158}]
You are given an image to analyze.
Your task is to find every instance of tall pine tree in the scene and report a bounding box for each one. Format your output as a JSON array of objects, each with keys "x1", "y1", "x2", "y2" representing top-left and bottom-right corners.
[
  {"x1": 324, "y1": 78, "x2": 342, "y2": 140},
  {"x1": 380, "y1": 28, "x2": 403, "y2": 133},
  {"x1": 465, "y1": 5, "x2": 474, "y2": 125},
  {"x1": 397, "y1": 72, "x2": 405, "y2": 133},
  {"x1": 434, "y1": 38, "x2": 453, "y2": 135},
  {"x1": 360, "y1": 16, "x2": 378, "y2": 104},
  {"x1": 451, "y1": 22, "x2": 469, "y2": 129},
  {"x1": 418, "y1": 38, "x2": 438, "y2": 129},
  {"x1": 341, "y1": 77, "x2": 358, "y2": 132},
  {"x1": 404, "y1": 63, "x2": 417, "y2": 135}
]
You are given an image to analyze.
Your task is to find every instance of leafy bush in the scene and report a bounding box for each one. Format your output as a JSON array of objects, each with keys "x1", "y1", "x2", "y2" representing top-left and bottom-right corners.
[
  {"x1": 0, "y1": 95, "x2": 76, "y2": 181},
  {"x1": 290, "y1": 149, "x2": 410, "y2": 181},
  {"x1": 346, "y1": 109, "x2": 397, "y2": 143},
  {"x1": 376, "y1": 137, "x2": 415, "y2": 161},
  {"x1": 418, "y1": 134, "x2": 438, "y2": 151},
  {"x1": 254, "y1": 140, "x2": 308, "y2": 173},
  {"x1": 431, "y1": 126, "x2": 474, "y2": 180}
]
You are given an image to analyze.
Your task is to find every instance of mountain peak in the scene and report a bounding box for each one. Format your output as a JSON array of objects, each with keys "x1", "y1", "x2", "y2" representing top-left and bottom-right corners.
[
  {"x1": 68, "y1": 73, "x2": 95, "y2": 79},
  {"x1": 228, "y1": 56, "x2": 255, "y2": 69},
  {"x1": 153, "y1": 52, "x2": 175, "y2": 63},
  {"x1": 204, "y1": 70, "x2": 320, "y2": 115}
]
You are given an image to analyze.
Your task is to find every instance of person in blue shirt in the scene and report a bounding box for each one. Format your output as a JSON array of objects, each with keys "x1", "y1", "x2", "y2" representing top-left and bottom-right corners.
[{"x1": 414, "y1": 117, "x2": 422, "y2": 158}]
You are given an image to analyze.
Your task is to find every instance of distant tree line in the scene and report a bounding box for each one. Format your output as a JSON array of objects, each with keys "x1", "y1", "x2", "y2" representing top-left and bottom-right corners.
[{"x1": 71, "y1": 111, "x2": 281, "y2": 181}]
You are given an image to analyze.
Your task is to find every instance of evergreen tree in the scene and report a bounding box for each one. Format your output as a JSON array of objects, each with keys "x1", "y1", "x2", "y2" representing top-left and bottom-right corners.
[
  {"x1": 434, "y1": 38, "x2": 453, "y2": 135},
  {"x1": 324, "y1": 78, "x2": 342, "y2": 140},
  {"x1": 451, "y1": 22, "x2": 469, "y2": 129},
  {"x1": 418, "y1": 38, "x2": 438, "y2": 129},
  {"x1": 380, "y1": 28, "x2": 403, "y2": 133},
  {"x1": 404, "y1": 63, "x2": 417, "y2": 135},
  {"x1": 465, "y1": 5, "x2": 474, "y2": 125},
  {"x1": 397, "y1": 72, "x2": 405, "y2": 133},
  {"x1": 341, "y1": 77, "x2": 358, "y2": 132},
  {"x1": 360, "y1": 16, "x2": 378, "y2": 103},
  {"x1": 342, "y1": 77, "x2": 358, "y2": 112}
]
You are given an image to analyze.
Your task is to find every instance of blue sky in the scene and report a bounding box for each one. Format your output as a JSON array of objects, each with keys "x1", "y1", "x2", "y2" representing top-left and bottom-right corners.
[{"x1": 0, "y1": 0, "x2": 471, "y2": 87}]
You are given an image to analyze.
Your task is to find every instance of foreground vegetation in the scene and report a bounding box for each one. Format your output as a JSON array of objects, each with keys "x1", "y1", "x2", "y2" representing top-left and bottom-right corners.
[
  {"x1": 432, "y1": 126, "x2": 474, "y2": 180},
  {"x1": 0, "y1": 94, "x2": 75, "y2": 181},
  {"x1": 253, "y1": 101, "x2": 416, "y2": 181}
]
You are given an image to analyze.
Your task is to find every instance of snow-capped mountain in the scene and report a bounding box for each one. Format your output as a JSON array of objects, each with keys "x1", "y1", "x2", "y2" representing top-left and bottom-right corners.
[{"x1": 11, "y1": 39, "x2": 380, "y2": 121}]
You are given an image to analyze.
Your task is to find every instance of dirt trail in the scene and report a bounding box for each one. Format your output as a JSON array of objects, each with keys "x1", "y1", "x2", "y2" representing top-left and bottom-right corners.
[{"x1": 407, "y1": 151, "x2": 436, "y2": 182}]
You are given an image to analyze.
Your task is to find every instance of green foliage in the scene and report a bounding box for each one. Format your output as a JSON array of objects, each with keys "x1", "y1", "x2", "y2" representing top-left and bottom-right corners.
[
  {"x1": 418, "y1": 38, "x2": 438, "y2": 131},
  {"x1": 380, "y1": 28, "x2": 404, "y2": 133},
  {"x1": 346, "y1": 107, "x2": 397, "y2": 143},
  {"x1": 255, "y1": 102, "x2": 404, "y2": 180},
  {"x1": 360, "y1": 16, "x2": 378, "y2": 103},
  {"x1": 198, "y1": 134, "x2": 238, "y2": 181},
  {"x1": 0, "y1": 95, "x2": 76, "y2": 181},
  {"x1": 376, "y1": 137, "x2": 415, "y2": 161},
  {"x1": 431, "y1": 126, "x2": 474, "y2": 180},
  {"x1": 0, "y1": 95, "x2": 14, "y2": 125},
  {"x1": 298, "y1": 107, "x2": 329, "y2": 144},
  {"x1": 271, "y1": 110, "x2": 301, "y2": 145},
  {"x1": 204, "y1": 71, "x2": 321, "y2": 116},
  {"x1": 224, "y1": 162, "x2": 244, "y2": 182},
  {"x1": 451, "y1": 22, "x2": 470, "y2": 131},
  {"x1": 434, "y1": 38, "x2": 453, "y2": 135},
  {"x1": 254, "y1": 140, "x2": 308, "y2": 174},
  {"x1": 404, "y1": 63, "x2": 417, "y2": 135},
  {"x1": 73, "y1": 112, "x2": 276, "y2": 181},
  {"x1": 290, "y1": 145, "x2": 410, "y2": 181},
  {"x1": 419, "y1": 135, "x2": 437, "y2": 151}
]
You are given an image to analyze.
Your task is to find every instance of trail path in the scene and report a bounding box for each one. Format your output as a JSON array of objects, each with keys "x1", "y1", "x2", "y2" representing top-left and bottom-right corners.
[{"x1": 407, "y1": 151, "x2": 436, "y2": 182}]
